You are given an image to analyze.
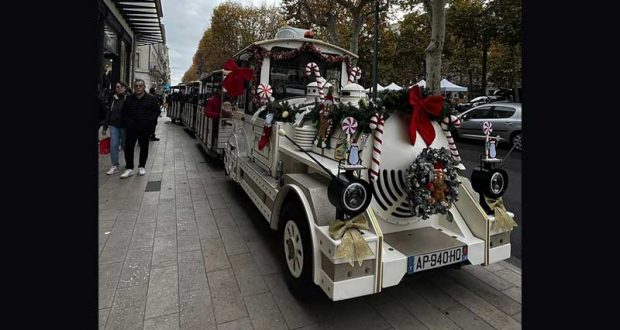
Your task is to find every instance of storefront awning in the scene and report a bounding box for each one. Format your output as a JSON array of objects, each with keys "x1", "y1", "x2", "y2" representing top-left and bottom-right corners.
[{"x1": 113, "y1": 0, "x2": 165, "y2": 46}]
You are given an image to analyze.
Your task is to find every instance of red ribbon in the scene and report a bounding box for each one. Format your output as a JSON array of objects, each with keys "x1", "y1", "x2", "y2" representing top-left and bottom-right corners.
[
  {"x1": 222, "y1": 59, "x2": 253, "y2": 97},
  {"x1": 408, "y1": 85, "x2": 443, "y2": 146}
]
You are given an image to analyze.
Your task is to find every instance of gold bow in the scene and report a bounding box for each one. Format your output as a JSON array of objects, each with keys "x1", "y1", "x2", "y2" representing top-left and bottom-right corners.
[
  {"x1": 485, "y1": 196, "x2": 518, "y2": 232},
  {"x1": 328, "y1": 214, "x2": 374, "y2": 267}
]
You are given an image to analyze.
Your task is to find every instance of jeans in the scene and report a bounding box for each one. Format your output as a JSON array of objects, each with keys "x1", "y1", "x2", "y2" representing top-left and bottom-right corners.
[
  {"x1": 110, "y1": 126, "x2": 125, "y2": 167},
  {"x1": 124, "y1": 128, "x2": 150, "y2": 169}
]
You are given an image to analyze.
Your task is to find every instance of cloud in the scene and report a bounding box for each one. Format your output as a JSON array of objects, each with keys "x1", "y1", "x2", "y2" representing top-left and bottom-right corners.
[{"x1": 161, "y1": 0, "x2": 281, "y2": 85}]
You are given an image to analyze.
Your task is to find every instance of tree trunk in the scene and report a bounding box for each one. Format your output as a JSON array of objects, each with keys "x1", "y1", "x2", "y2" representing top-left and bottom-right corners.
[
  {"x1": 349, "y1": 8, "x2": 364, "y2": 59},
  {"x1": 326, "y1": 15, "x2": 340, "y2": 47},
  {"x1": 424, "y1": 0, "x2": 446, "y2": 95},
  {"x1": 512, "y1": 44, "x2": 520, "y2": 102},
  {"x1": 481, "y1": 43, "x2": 489, "y2": 96}
]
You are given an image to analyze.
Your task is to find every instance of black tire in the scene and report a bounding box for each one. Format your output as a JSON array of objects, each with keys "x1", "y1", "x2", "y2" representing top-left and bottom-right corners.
[{"x1": 278, "y1": 199, "x2": 319, "y2": 299}]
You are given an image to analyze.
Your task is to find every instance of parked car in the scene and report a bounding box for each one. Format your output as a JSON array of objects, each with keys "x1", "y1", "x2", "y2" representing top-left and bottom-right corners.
[
  {"x1": 455, "y1": 95, "x2": 500, "y2": 112},
  {"x1": 454, "y1": 102, "x2": 522, "y2": 151}
]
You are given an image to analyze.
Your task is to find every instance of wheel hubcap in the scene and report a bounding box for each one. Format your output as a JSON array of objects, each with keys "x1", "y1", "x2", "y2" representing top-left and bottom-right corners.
[{"x1": 283, "y1": 220, "x2": 303, "y2": 278}]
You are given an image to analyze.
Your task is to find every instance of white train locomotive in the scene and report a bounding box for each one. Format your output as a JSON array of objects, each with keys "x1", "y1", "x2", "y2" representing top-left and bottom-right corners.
[{"x1": 217, "y1": 26, "x2": 515, "y2": 301}]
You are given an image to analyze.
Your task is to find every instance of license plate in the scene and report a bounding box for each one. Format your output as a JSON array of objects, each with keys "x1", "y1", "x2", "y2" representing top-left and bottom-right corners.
[{"x1": 407, "y1": 246, "x2": 468, "y2": 273}]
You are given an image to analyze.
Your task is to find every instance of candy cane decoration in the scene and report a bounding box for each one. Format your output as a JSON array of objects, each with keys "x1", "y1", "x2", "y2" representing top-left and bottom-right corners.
[
  {"x1": 483, "y1": 121, "x2": 493, "y2": 135},
  {"x1": 341, "y1": 116, "x2": 358, "y2": 144},
  {"x1": 256, "y1": 83, "x2": 272, "y2": 100},
  {"x1": 305, "y1": 62, "x2": 324, "y2": 99},
  {"x1": 348, "y1": 66, "x2": 362, "y2": 84},
  {"x1": 369, "y1": 113, "x2": 385, "y2": 181},
  {"x1": 441, "y1": 115, "x2": 462, "y2": 164}
]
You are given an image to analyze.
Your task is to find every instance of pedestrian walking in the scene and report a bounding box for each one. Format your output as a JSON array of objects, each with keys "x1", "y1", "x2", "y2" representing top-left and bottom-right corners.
[
  {"x1": 148, "y1": 87, "x2": 162, "y2": 141},
  {"x1": 102, "y1": 81, "x2": 128, "y2": 175},
  {"x1": 119, "y1": 79, "x2": 161, "y2": 178}
]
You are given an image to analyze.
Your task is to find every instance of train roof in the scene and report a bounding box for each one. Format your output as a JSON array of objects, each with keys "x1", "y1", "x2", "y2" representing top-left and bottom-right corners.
[{"x1": 233, "y1": 26, "x2": 358, "y2": 61}]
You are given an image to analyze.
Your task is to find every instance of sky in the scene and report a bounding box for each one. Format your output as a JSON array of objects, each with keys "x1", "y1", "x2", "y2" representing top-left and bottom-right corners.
[{"x1": 161, "y1": 0, "x2": 281, "y2": 85}]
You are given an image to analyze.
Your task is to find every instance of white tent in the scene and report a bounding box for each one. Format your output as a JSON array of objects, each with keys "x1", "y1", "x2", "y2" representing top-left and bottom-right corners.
[
  {"x1": 411, "y1": 79, "x2": 467, "y2": 92},
  {"x1": 385, "y1": 82, "x2": 403, "y2": 91},
  {"x1": 365, "y1": 84, "x2": 385, "y2": 93},
  {"x1": 440, "y1": 79, "x2": 467, "y2": 92}
]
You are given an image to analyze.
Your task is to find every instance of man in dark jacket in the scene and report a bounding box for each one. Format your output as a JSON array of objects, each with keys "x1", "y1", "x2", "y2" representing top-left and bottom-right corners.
[
  {"x1": 148, "y1": 87, "x2": 162, "y2": 141},
  {"x1": 120, "y1": 79, "x2": 161, "y2": 178}
]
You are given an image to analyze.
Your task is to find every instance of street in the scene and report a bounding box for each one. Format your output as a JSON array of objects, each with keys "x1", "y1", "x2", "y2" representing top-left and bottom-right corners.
[{"x1": 454, "y1": 138, "x2": 522, "y2": 267}]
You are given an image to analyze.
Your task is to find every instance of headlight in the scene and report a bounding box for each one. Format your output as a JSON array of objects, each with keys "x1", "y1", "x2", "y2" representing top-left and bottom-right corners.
[
  {"x1": 328, "y1": 174, "x2": 372, "y2": 216},
  {"x1": 342, "y1": 182, "x2": 366, "y2": 212},
  {"x1": 471, "y1": 167, "x2": 509, "y2": 199}
]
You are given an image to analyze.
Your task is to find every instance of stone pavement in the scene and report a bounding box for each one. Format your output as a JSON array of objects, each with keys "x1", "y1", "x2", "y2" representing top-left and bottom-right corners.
[{"x1": 98, "y1": 116, "x2": 522, "y2": 330}]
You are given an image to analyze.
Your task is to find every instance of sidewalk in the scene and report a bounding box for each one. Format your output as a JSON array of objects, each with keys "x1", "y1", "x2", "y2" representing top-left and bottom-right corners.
[{"x1": 98, "y1": 117, "x2": 522, "y2": 330}]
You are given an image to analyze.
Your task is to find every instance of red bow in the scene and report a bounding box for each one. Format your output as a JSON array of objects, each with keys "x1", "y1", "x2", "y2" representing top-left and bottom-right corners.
[
  {"x1": 222, "y1": 59, "x2": 253, "y2": 97},
  {"x1": 408, "y1": 85, "x2": 443, "y2": 146}
]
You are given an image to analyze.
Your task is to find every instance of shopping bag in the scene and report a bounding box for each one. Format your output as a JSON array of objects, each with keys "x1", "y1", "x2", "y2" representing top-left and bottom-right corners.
[{"x1": 99, "y1": 137, "x2": 111, "y2": 155}]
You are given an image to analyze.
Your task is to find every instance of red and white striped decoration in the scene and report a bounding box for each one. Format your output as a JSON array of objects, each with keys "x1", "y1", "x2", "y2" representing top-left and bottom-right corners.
[
  {"x1": 369, "y1": 113, "x2": 385, "y2": 181},
  {"x1": 341, "y1": 117, "x2": 358, "y2": 135},
  {"x1": 305, "y1": 62, "x2": 324, "y2": 99},
  {"x1": 256, "y1": 83, "x2": 272, "y2": 100},
  {"x1": 483, "y1": 121, "x2": 493, "y2": 135},
  {"x1": 441, "y1": 115, "x2": 462, "y2": 164},
  {"x1": 348, "y1": 66, "x2": 362, "y2": 84}
]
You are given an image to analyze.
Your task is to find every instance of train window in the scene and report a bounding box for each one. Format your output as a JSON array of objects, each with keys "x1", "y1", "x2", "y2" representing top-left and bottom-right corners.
[{"x1": 269, "y1": 47, "x2": 342, "y2": 101}]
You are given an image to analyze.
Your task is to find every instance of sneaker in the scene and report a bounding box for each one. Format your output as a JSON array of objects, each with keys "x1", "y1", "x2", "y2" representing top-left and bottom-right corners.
[
  {"x1": 138, "y1": 167, "x2": 146, "y2": 176},
  {"x1": 120, "y1": 169, "x2": 134, "y2": 178},
  {"x1": 150, "y1": 137, "x2": 160, "y2": 141},
  {"x1": 106, "y1": 166, "x2": 119, "y2": 175}
]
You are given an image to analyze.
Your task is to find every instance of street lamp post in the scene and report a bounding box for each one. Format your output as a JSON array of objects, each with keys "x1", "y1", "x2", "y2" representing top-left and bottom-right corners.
[{"x1": 372, "y1": 0, "x2": 379, "y2": 101}]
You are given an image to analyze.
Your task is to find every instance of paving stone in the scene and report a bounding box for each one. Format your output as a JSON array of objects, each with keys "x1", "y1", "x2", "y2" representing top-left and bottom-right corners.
[
  {"x1": 145, "y1": 266, "x2": 179, "y2": 319},
  {"x1": 144, "y1": 313, "x2": 179, "y2": 330},
  {"x1": 195, "y1": 209, "x2": 220, "y2": 240},
  {"x1": 373, "y1": 299, "x2": 428, "y2": 330},
  {"x1": 243, "y1": 293, "x2": 287, "y2": 330},
  {"x1": 216, "y1": 318, "x2": 252, "y2": 330},
  {"x1": 155, "y1": 217, "x2": 177, "y2": 237},
  {"x1": 100, "y1": 231, "x2": 133, "y2": 264},
  {"x1": 391, "y1": 285, "x2": 460, "y2": 330},
  {"x1": 142, "y1": 192, "x2": 160, "y2": 206},
  {"x1": 207, "y1": 194, "x2": 227, "y2": 210},
  {"x1": 99, "y1": 261, "x2": 123, "y2": 309},
  {"x1": 513, "y1": 312, "x2": 521, "y2": 322},
  {"x1": 495, "y1": 269, "x2": 522, "y2": 288},
  {"x1": 105, "y1": 284, "x2": 148, "y2": 330},
  {"x1": 444, "y1": 269, "x2": 521, "y2": 316},
  {"x1": 129, "y1": 222, "x2": 156, "y2": 250},
  {"x1": 118, "y1": 248, "x2": 152, "y2": 288},
  {"x1": 158, "y1": 199, "x2": 177, "y2": 218},
  {"x1": 212, "y1": 209, "x2": 236, "y2": 229},
  {"x1": 207, "y1": 269, "x2": 248, "y2": 324},
  {"x1": 302, "y1": 300, "x2": 391, "y2": 330},
  {"x1": 228, "y1": 254, "x2": 269, "y2": 297},
  {"x1": 178, "y1": 250, "x2": 210, "y2": 294},
  {"x1": 429, "y1": 274, "x2": 521, "y2": 330},
  {"x1": 462, "y1": 265, "x2": 514, "y2": 291},
  {"x1": 503, "y1": 286, "x2": 522, "y2": 303},
  {"x1": 263, "y1": 273, "x2": 322, "y2": 329},
  {"x1": 152, "y1": 234, "x2": 178, "y2": 269},
  {"x1": 99, "y1": 308, "x2": 110, "y2": 329},
  {"x1": 219, "y1": 227, "x2": 249, "y2": 256},
  {"x1": 138, "y1": 204, "x2": 159, "y2": 223},
  {"x1": 246, "y1": 240, "x2": 281, "y2": 276},
  {"x1": 482, "y1": 262, "x2": 506, "y2": 273},
  {"x1": 202, "y1": 237, "x2": 231, "y2": 273}
]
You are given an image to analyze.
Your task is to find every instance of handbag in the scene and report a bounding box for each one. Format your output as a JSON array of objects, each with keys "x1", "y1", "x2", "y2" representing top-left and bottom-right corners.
[{"x1": 99, "y1": 137, "x2": 111, "y2": 155}]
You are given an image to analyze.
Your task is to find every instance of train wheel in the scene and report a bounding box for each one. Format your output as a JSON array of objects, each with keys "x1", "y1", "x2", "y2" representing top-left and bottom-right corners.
[{"x1": 279, "y1": 201, "x2": 318, "y2": 299}]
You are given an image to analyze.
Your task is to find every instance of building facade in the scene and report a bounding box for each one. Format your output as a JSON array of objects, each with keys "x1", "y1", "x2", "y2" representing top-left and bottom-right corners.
[{"x1": 134, "y1": 42, "x2": 171, "y2": 94}]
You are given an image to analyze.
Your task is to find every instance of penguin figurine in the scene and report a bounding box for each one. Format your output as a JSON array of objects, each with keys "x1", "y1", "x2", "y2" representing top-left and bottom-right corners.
[
  {"x1": 489, "y1": 136, "x2": 498, "y2": 159},
  {"x1": 347, "y1": 143, "x2": 360, "y2": 165}
]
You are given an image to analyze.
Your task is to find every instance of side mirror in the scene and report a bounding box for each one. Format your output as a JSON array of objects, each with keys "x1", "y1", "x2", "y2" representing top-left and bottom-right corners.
[{"x1": 461, "y1": 114, "x2": 469, "y2": 121}]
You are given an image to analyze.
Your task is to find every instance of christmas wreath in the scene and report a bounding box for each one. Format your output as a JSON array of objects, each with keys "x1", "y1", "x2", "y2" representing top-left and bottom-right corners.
[{"x1": 403, "y1": 147, "x2": 460, "y2": 219}]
